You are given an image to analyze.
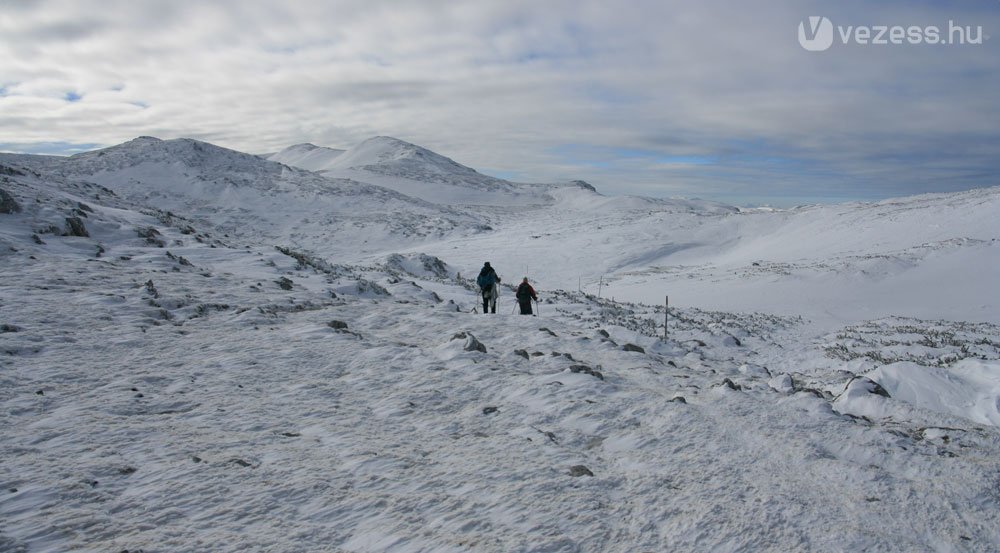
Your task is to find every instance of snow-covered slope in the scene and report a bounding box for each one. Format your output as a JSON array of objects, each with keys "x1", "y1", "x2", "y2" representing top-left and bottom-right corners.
[
  {"x1": 324, "y1": 136, "x2": 511, "y2": 189},
  {"x1": 3, "y1": 137, "x2": 999, "y2": 552},
  {"x1": 266, "y1": 143, "x2": 345, "y2": 172},
  {"x1": 275, "y1": 136, "x2": 561, "y2": 206},
  {"x1": 4, "y1": 137, "x2": 489, "y2": 259},
  {"x1": 418, "y1": 185, "x2": 999, "y2": 326}
]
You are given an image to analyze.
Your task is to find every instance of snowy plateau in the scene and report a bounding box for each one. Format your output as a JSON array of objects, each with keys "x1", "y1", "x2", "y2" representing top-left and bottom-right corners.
[{"x1": 1, "y1": 135, "x2": 999, "y2": 553}]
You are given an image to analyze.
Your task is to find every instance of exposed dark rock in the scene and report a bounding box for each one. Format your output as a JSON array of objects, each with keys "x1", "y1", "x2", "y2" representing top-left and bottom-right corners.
[
  {"x1": 451, "y1": 332, "x2": 487, "y2": 353},
  {"x1": 137, "y1": 227, "x2": 165, "y2": 247},
  {"x1": 539, "y1": 327, "x2": 557, "y2": 337},
  {"x1": 328, "y1": 320, "x2": 349, "y2": 330},
  {"x1": 841, "y1": 376, "x2": 891, "y2": 399},
  {"x1": 482, "y1": 406, "x2": 499, "y2": 415},
  {"x1": 622, "y1": 343, "x2": 645, "y2": 354},
  {"x1": 276, "y1": 277, "x2": 294, "y2": 290},
  {"x1": 670, "y1": 396, "x2": 687, "y2": 404},
  {"x1": 144, "y1": 279, "x2": 159, "y2": 299},
  {"x1": 63, "y1": 216, "x2": 89, "y2": 237},
  {"x1": 531, "y1": 351, "x2": 545, "y2": 357},
  {"x1": 720, "y1": 378, "x2": 742, "y2": 391},
  {"x1": 228, "y1": 458, "x2": 253, "y2": 468},
  {"x1": 0, "y1": 188, "x2": 21, "y2": 214},
  {"x1": 723, "y1": 335, "x2": 742, "y2": 347},
  {"x1": 513, "y1": 349, "x2": 529, "y2": 360},
  {"x1": 0, "y1": 324, "x2": 21, "y2": 333},
  {"x1": 569, "y1": 365, "x2": 604, "y2": 380},
  {"x1": 32, "y1": 234, "x2": 45, "y2": 245},
  {"x1": 0, "y1": 164, "x2": 25, "y2": 176},
  {"x1": 569, "y1": 465, "x2": 594, "y2": 477},
  {"x1": 119, "y1": 466, "x2": 137, "y2": 475},
  {"x1": 597, "y1": 329, "x2": 610, "y2": 338}
]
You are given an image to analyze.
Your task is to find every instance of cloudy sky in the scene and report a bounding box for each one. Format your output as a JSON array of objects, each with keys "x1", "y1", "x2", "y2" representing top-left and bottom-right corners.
[{"x1": 1, "y1": 0, "x2": 997, "y2": 204}]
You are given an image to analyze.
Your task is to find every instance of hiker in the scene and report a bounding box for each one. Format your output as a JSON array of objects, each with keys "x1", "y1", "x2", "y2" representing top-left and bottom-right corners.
[
  {"x1": 476, "y1": 262, "x2": 501, "y2": 314},
  {"x1": 516, "y1": 277, "x2": 538, "y2": 315}
]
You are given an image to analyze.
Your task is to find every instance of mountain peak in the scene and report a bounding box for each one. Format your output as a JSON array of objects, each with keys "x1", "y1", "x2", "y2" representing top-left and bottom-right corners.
[{"x1": 68, "y1": 136, "x2": 277, "y2": 176}]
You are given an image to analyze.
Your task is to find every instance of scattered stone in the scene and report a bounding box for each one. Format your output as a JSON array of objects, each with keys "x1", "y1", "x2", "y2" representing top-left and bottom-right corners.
[
  {"x1": 800, "y1": 387, "x2": 830, "y2": 400},
  {"x1": 0, "y1": 324, "x2": 21, "y2": 333},
  {"x1": 328, "y1": 320, "x2": 349, "y2": 330},
  {"x1": 0, "y1": 188, "x2": 20, "y2": 214},
  {"x1": 77, "y1": 202, "x2": 94, "y2": 213},
  {"x1": 276, "y1": 277, "x2": 294, "y2": 290},
  {"x1": 229, "y1": 458, "x2": 253, "y2": 468},
  {"x1": 32, "y1": 234, "x2": 45, "y2": 245},
  {"x1": 482, "y1": 406, "x2": 499, "y2": 415},
  {"x1": 0, "y1": 164, "x2": 26, "y2": 176},
  {"x1": 451, "y1": 332, "x2": 487, "y2": 353},
  {"x1": 596, "y1": 329, "x2": 610, "y2": 338},
  {"x1": 280, "y1": 432, "x2": 301, "y2": 438},
  {"x1": 63, "y1": 216, "x2": 89, "y2": 237},
  {"x1": 191, "y1": 456, "x2": 202, "y2": 463},
  {"x1": 531, "y1": 351, "x2": 545, "y2": 357},
  {"x1": 720, "y1": 378, "x2": 742, "y2": 391},
  {"x1": 722, "y1": 335, "x2": 742, "y2": 347},
  {"x1": 513, "y1": 349, "x2": 529, "y2": 360},
  {"x1": 569, "y1": 365, "x2": 604, "y2": 380},
  {"x1": 8, "y1": 488, "x2": 17, "y2": 493},
  {"x1": 569, "y1": 465, "x2": 594, "y2": 477},
  {"x1": 144, "y1": 280, "x2": 159, "y2": 299},
  {"x1": 119, "y1": 466, "x2": 137, "y2": 475},
  {"x1": 539, "y1": 327, "x2": 557, "y2": 337},
  {"x1": 669, "y1": 395, "x2": 687, "y2": 404},
  {"x1": 35, "y1": 390, "x2": 44, "y2": 396},
  {"x1": 841, "y1": 376, "x2": 891, "y2": 399},
  {"x1": 622, "y1": 343, "x2": 645, "y2": 354}
]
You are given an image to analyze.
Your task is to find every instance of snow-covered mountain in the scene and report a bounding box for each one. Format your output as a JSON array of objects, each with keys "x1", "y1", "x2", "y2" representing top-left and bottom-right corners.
[
  {"x1": 265, "y1": 142, "x2": 345, "y2": 172},
  {"x1": 4, "y1": 136, "x2": 491, "y2": 258},
  {"x1": 2, "y1": 136, "x2": 999, "y2": 552},
  {"x1": 271, "y1": 136, "x2": 565, "y2": 206}
]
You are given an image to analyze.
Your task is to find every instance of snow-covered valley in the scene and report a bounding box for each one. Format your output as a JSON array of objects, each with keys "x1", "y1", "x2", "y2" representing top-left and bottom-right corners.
[{"x1": 1, "y1": 136, "x2": 999, "y2": 552}]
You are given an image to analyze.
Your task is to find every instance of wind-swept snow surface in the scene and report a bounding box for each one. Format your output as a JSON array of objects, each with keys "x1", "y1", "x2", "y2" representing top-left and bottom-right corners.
[{"x1": 2, "y1": 138, "x2": 999, "y2": 552}]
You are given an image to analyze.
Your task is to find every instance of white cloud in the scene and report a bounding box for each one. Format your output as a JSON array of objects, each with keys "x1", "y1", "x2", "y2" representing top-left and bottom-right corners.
[{"x1": 0, "y1": 0, "x2": 997, "y2": 201}]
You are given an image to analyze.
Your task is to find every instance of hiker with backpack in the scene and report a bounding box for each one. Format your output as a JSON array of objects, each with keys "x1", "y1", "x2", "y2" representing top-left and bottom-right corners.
[
  {"x1": 476, "y1": 262, "x2": 501, "y2": 314},
  {"x1": 516, "y1": 277, "x2": 538, "y2": 315}
]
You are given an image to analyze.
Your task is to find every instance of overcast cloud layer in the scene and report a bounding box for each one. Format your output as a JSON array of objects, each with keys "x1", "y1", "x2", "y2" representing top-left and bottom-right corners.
[{"x1": 1, "y1": 0, "x2": 997, "y2": 204}]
